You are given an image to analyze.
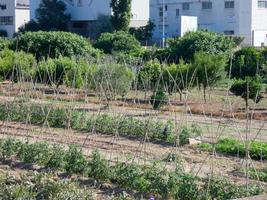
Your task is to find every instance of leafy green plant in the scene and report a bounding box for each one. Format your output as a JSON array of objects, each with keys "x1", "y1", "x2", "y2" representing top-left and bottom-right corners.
[
  {"x1": 179, "y1": 124, "x2": 202, "y2": 146},
  {"x1": 94, "y1": 31, "x2": 142, "y2": 55},
  {"x1": 64, "y1": 145, "x2": 87, "y2": 174},
  {"x1": 13, "y1": 31, "x2": 99, "y2": 59},
  {"x1": 150, "y1": 90, "x2": 167, "y2": 109},
  {"x1": 87, "y1": 150, "x2": 110, "y2": 181}
]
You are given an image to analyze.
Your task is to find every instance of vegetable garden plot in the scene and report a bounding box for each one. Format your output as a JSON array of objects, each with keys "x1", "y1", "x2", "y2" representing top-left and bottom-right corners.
[{"x1": 0, "y1": 52, "x2": 266, "y2": 199}]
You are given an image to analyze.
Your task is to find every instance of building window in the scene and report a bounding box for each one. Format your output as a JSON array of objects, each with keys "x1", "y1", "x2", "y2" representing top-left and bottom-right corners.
[
  {"x1": 182, "y1": 3, "x2": 190, "y2": 10},
  {"x1": 176, "y1": 9, "x2": 180, "y2": 17},
  {"x1": 0, "y1": 16, "x2": 13, "y2": 25},
  {"x1": 0, "y1": 4, "x2": 6, "y2": 10},
  {"x1": 258, "y1": 0, "x2": 267, "y2": 8},
  {"x1": 225, "y1": 1, "x2": 234, "y2": 8},
  {"x1": 224, "y1": 30, "x2": 234, "y2": 35},
  {"x1": 202, "y1": 2, "x2": 212, "y2": 9},
  {"x1": 159, "y1": 7, "x2": 163, "y2": 17}
]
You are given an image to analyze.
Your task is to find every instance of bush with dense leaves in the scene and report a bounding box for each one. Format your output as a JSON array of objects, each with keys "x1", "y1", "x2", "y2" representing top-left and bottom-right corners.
[
  {"x1": 0, "y1": 49, "x2": 36, "y2": 81},
  {"x1": 94, "y1": 31, "x2": 142, "y2": 55},
  {"x1": 150, "y1": 90, "x2": 167, "y2": 109},
  {"x1": 35, "y1": 56, "x2": 91, "y2": 88},
  {"x1": 91, "y1": 62, "x2": 134, "y2": 99},
  {"x1": 165, "y1": 30, "x2": 235, "y2": 62},
  {"x1": 12, "y1": 31, "x2": 99, "y2": 59},
  {"x1": 230, "y1": 76, "x2": 263, "y2": 106},
  {"x1": 230, "y1": 47, "x2": 264, "y2": 79},
  {"x1": 198, "y1": 138, "x2": 267, "y2": 160}
]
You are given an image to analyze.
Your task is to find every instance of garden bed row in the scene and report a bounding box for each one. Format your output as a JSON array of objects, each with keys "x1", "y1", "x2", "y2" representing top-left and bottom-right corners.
[{"x1": 0, "y1": 138, "x2": 263, "y2": 200}]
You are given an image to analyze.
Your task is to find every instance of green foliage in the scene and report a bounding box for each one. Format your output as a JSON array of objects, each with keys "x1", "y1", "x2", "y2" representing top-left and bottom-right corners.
[
  {"x1": 0, "y1": 138, "x2": 263, "y2": 199},
  {"x1": 162, "y1": 60, "x2": 193, "y2": 97},
  {"x1": 0, "y1": 138, "x2": 22, "y2": 160},
  {"x1": 18, "y1": 20, "x2": 40, "y2": 33},
  {"x1": 0, "y1": 37, "x2": 11, "y2": 49},
  {"x1": 0, "y1": 49, "x2": 36, "y2": 81},
  {"x1": 90, "y1": 15, "x2": 113, "y2": 39},
  {"x1": 166, "y1": 30, "x2": 235, "y2": 62},
  {"x1": 203, "y1": 176, "x2": 263, "y2": 200},
  {"x1": 36, "y1": 0, "x2": 70, "y2": 31},
  {"x1": 0, "y1": 172, "x2": 95, "y2": 199},
  {"x1": 94, "y1": 31, "x2": 142, "y2": 55},
  {"x1": 138, "y1": 59, "x2": 162, "y2": 91},
  {"x1": 230, "y1": 76, "x2": 263, "y2": 105},
  {"x1": 92, "y1": 62, "x2": 134, "y2": 99},
  {"x1": 230, "y1": 47, "x2": 264, "y2": 79},
  {"x1": 199, "y1": 138, "x2": 267, "y2": 160},
  {"x1": 193, "y1": 51, "x2": 227, "y2": 102},
  {"x1": 129, "y1": 20, "x2": 155, "y2": 42},
  {"x1": 13, "y1": 31, "x2": 98, "y2": 59},
  {"x1": 0, "y1": 102, "x2": 176, "y2": 143},
  {"x1": 110, "y1": 0, "x2": 132, "y2": 31},
  {"x1": 87, "y1": 150, "x2": 110, "y2": 181},
  {"x1": 179, "y1": 124, "x2": 202, "y2": 146},
  {"x1": 150, "y1": 90, "x2": 167, "y2": 109},
  {"x1": 64, "y1": 145, "x2": 87, "y2": 174}
]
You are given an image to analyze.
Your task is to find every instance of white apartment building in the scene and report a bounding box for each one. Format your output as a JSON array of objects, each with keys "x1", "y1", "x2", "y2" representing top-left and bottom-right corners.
[
  {"x1": 150, "y1": 0, "x2": 267, "y2": 47},
  {"x1": 0, "y1": 0, "x2": 29, "y2": 37},
  {"x1": 30, "y1": 0, "x2": 149, "y2": 36}
]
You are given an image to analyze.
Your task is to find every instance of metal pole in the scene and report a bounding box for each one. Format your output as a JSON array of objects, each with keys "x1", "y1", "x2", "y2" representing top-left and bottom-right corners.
[{"x1": 162, "y1": 0, "x2": 165, "y2": 48}]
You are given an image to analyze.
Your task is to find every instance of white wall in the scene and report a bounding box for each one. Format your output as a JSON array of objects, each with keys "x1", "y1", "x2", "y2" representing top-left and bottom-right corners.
[
  {"x1": 130, "y1": 0, "x2": 149, "y2": 27},
  {"x1": 251, "y1": 0, "x2": 267, "y2": 47},
  {"x1": 15, "y1": 8, "x2": 30, "y2": 32}
]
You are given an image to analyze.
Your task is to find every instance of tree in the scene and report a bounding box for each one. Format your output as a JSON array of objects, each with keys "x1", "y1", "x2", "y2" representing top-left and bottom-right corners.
[
  {"x1": 110, "y1": 0, "x2": 132, "y2": 31},
  {"x1": 166, "y1": 30, "x2": 235, "y2": 62},
  {"x1": 92, "y1": 63, "x2": 134, "y2": 100},
  {"x1": 230, "y1": 47, "x2": 263, "y2": 79},
  {"x1": 230, "y1": 77, "x2": 263, "y2": 109},
  {"x1": 193, "y1": 52, "x2": 227, "y2": 103},
  {"x1": 129, "y1": 20, "x2": 155, "y2": 42},
  {"x1": 94, "y1": 31, "x2": 141, "y2": 55},
  {"x1": 35, "y1": 0, "x2": 70, "y2": 31},
  {"x1": 163, "y1": 60, "x2": 194, "y2": 101},
  {"x1": 13, "y1": 31, "x2": 99, "y2": 60}
]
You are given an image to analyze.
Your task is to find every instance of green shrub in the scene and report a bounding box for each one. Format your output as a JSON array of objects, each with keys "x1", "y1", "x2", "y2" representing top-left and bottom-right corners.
[
  {"x1": 0, "y1": 138, "x2": 21, "y2": 159},
  {"x1": 0, "y1": 49, "x2": 36, "y2": 81},
  {"x1": 45, "y1": 145, "x2": 66, "y2": 169},
  {"x1": 199, "y1": 138, "x2": 267, "y2": 160},
  {"x1": 166, "y1": 30, "x2": 235, "y2": 62},
  {"x1": 13, "y1": 31, "x2": 99, "y2": 59},
  {"x1": 150, "y1": 90, "x2": 167, "y2": 109},
  {"x1": 94, "y1": 31, "x2": 142, "y2": 55},
  {"x1": 137, "y1": 59, "x2": 162, "y2": 91},
  {"x1": 230, "y1": 77, "x2": 264, "y2": 106},
  {"x1": 87, "y1": 150, "x2": 110, "y2": 181},
  {"x1": 0, "y1": 37, "x2": 10, "y2": 49},
  {"x1": 179, "y1": 124, "x2": 202, "y2": 146},
  {"x1": 92, "y1": 63, "x2": 134, "y2": 99},
  {"x1": 230, "y1": 47, "x2": 264, "y2": 79},
  {"x1": 35, "y1": 56, "x2": 91, "y2": 88},
  {"x1": 64, "y1": 145, "x2": 87, "y2": 174}
]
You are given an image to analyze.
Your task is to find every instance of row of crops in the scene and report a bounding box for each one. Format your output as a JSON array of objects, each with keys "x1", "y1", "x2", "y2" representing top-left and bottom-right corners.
[
  {"x1": 0, "y1": 138, "x2": 263, "y2": 200},
  {"x1": 1, "y1": 102, "x2": 267, "y2": 160}
]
